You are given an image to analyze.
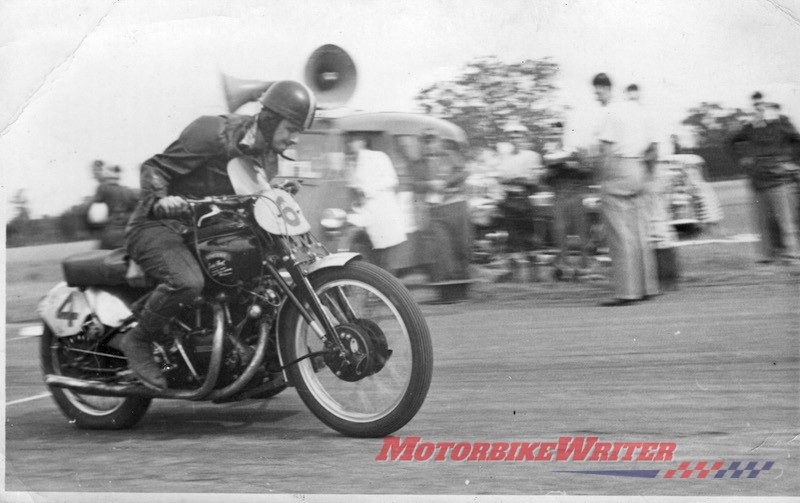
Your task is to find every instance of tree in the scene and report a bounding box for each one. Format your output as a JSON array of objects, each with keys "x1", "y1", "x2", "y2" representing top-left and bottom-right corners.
[
  {"x1": 7, "y1": 189, "x2": 31, "y2": 240},
  {"x1": 414, "y1": 56, "x2": 564, "y2": 153},
  {"x1": 682, "y1": 102, "x2": 750, "y2": 148}
]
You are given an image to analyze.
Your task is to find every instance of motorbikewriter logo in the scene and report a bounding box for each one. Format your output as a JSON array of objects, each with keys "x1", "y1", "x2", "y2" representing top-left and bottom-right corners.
[{"x1": 375, "y1": 436, "x2": 774, "y2": 479}]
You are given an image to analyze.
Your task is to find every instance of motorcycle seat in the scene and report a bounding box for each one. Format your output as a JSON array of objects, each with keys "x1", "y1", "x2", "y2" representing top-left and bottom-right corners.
[{"x1": 62, "y1": 248, "x2": 130, "y2": 287}]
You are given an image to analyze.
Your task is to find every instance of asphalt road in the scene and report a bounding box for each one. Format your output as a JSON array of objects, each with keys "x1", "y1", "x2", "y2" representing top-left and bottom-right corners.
[{"x1": 5, "y1": 264, "x2": 799, "y2": 498}]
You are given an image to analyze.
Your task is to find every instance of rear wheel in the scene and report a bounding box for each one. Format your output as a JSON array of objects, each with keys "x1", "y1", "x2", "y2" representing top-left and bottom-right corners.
[
  {"x1": 40, "y1": 324, "x2": 151, "y2": 429},
  {"x1": 279, "y1": 260, "x2": 433, "y2": 437}
]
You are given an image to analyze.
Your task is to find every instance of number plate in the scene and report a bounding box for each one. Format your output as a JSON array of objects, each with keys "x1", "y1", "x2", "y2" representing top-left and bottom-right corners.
[
  {"x1": 38, "y1": 282, "x2": 92, "y2": 336},
  {"x1": 254, "y1": 189, "x2": 311, "y2": 236}
]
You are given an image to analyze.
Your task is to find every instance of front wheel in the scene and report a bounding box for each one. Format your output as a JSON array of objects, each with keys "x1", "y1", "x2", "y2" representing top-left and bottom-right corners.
[
  {"x1": 40, "y1": 324, "x2": 151, "y2": 429},
  {"x1": 279, "y1": 260, "x2": 433, "y2": 437}
]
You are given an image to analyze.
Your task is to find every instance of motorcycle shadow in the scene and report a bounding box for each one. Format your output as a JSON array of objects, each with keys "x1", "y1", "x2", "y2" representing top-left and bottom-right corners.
[
  {"x1": 139, "y1": 401, "x2": 307, "y2": 438},
  {"x1": 29, "y1": 399, "x2": 342, "y2": 440}
]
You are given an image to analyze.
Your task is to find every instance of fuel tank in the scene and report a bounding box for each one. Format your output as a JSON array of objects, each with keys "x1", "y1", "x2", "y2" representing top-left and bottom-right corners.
[{"x1": 194, "y1": 219, "x2": 263, "y2": 287}]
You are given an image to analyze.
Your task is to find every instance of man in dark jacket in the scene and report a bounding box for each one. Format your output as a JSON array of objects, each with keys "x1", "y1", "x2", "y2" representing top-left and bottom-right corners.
[
  {"x1": 730, "y1": 101, "x2": 800, "y2": 264},
  {"x1": 88, "y1": 161, "x2": 139, "y2": 249},
  {"x1": 415, "y1": 129, "x2": 472, "y2": 282},
  {"x1": 543, "y1": 122, "x2": 594, "y2": 276},
  {"x1": 112, "y1": 81, "x2": 316, "y2": 390}
]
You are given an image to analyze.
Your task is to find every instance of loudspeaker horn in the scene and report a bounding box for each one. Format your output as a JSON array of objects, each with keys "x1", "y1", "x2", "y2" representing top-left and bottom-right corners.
[
  {"x1": 304, "y1": 44, "x2": 357, "y2": 109},
  {"x1": 221, "y1": 74, "x2": 274, "y2": 113},
  {"x1": 221, "y1": 44, "x2": 357, "y2": 112}
]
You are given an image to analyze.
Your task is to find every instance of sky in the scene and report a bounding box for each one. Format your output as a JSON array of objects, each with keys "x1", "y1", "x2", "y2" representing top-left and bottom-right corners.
[{"x1": 2, "y1": 0, "x2": 800, "y2": 221}]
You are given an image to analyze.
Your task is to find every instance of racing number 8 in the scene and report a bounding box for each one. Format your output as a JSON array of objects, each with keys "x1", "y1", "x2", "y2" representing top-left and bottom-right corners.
[
  {"x1": 275, "y1": 195, "x2": 301, "y2": 227},
  {"x1": 56, "y1": 294, "x2": 79, "y2": 327}
]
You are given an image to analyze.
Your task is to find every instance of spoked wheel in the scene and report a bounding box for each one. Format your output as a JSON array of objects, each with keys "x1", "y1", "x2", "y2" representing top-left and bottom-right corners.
[
  {"x1": 279, "y1": 260, "x2": 433, "y2": 437},
  {"x1": 40, "y1": 324, "x2": 151, "y2": 429}
]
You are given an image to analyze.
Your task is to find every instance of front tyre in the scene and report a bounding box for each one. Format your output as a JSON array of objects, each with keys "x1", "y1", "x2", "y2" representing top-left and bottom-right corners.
[
  {"x1": 40, "y1": 324, "x2": 151, "y2": 429},
  {"x1": 279, "y1": 260, "x2": 433, "y2": 437}
]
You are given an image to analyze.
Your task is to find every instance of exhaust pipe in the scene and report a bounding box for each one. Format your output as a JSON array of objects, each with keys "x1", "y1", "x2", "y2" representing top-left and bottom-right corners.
[{"x1": 45, "y1": 302, "x2": 227, "y2": 401}]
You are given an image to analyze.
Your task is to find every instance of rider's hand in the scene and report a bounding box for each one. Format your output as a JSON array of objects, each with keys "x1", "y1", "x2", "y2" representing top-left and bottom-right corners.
[
  {"x1": 153, "y1": 196, "x2": 190, "y2": 219},
  {"x1": 275, "y1": 180, "x2": 301, "y2": 195}
]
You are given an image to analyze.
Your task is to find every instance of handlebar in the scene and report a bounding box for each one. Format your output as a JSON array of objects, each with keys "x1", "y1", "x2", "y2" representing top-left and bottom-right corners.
[
  {"x1": 184, "y1": 195, "x2": 255, "y2": 207},
  {"x1": 181, "y1": 196, "x2": 254, "y2": 227}
]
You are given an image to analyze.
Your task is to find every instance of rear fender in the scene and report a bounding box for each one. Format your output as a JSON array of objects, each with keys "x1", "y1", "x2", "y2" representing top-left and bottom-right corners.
[
  {"x1": 38, "y1": 282, "x2": 133, "y2": 337},
  {"x1": 84, "y1": 287, "x2": 134, "y2": 327},
  {"x1": 38, "y1": 282, "x2": 92, "y2": 337}
]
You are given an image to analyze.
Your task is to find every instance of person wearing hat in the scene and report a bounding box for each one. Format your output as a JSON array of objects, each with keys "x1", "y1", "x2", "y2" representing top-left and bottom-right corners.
[
  {"x1": 730, "y1": 99, "x2": 800, "y2": 264},
  {"x1": 495, "y1": 121, "x2": 545, "y2": 254},
  {"x1": 111, "y1": 81, "x2": 316, "y2": 390}
]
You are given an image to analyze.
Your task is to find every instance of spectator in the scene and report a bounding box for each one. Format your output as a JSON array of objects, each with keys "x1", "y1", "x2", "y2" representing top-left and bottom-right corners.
[
  {"x1": 416, "y1": 128, "x2": 472, "y2": 282},
  {"x1": 591, "y1": 73, "x2": 659, "y2": 306},
  {"x1": 495, "y1": 121, "x2": 546, "y2": 254},
  {"x1": 345, "y1": 133, "x2": 408, "y2": 274},
  {"x1": 543, "y1": 122, "x2": 593, "y2": 278},
  {"x1": 87, "y1": 160, "x2": 139, "y2": 249},
  {"x1": 730, "y1": 100, "x2": 800, "y2": 265},
  {"x1": 624, "y1": 84, "x2": 680, "y2": 289}
]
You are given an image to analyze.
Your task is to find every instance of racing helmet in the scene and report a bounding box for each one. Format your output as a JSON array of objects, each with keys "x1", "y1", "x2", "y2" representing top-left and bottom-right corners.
[{"x1": 258, "y1": 80, "x2": 317, "y2": 130}]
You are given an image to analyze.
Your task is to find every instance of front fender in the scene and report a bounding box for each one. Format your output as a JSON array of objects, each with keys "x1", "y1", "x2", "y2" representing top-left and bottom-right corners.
[
  {"x1": 300, "y1": 252, "x2": 362, "y2": 275},
  {"x1": 276, "y1": 252, "x2": 362, "y2": 385}
]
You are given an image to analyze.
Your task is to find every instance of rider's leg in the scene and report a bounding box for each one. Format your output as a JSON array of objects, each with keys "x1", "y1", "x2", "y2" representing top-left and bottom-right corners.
[{"x1": 114, "y1": 223, "x2": 205, "y2": 389}]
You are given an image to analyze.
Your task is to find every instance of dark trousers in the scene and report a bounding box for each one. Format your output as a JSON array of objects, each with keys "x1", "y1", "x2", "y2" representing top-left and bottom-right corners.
[
  {"x1": 429, "y1": 200, "x2": 472, "y2": 279},
  {"x1": 552, "y1": 188, "x2": 589, "y2": 268},
  {"x1": 126, "y1": 222, "x2": 205, "y2": 336},
  {"x1": 753, "y1": 183, "x2": 800, "y2": 260}
]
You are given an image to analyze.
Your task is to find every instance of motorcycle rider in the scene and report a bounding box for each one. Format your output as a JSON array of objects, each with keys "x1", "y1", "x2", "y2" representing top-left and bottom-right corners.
[{"x1": 111, "y1": 81, "x2": 316, "y2": 390}]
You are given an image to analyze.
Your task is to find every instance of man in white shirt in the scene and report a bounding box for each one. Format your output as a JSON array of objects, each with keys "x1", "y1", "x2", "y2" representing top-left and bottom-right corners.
[
  {"x1": 593, "y1": 74, "x2": 659, "y2": 306},
  {"x1": 625, "y1": 83, "x2": 680, "y2": 289},
  {"x1": 496, "y1": 122, "x2": 544, "y2": 183},
  {"x1": 346, "y1": 133, "x2": 407, "y2": 273},
  {"x1": 496, "y1": 122, "x2": 546, "y2": 254}
]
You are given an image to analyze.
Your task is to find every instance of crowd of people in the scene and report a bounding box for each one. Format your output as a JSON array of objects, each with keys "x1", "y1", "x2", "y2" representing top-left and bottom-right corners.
[{"x1": 464, "y1": 78, "x2": 799, "y2": 305}]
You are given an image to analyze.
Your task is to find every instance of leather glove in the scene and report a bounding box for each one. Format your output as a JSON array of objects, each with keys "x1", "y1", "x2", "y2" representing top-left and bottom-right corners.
[{"x1": 153, "y1": 196, "x2": 190, "y2": 218}]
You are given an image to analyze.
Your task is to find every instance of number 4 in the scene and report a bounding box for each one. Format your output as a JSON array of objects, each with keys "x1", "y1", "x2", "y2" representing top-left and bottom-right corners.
[{"x1": 56, "y1": 294, "x2": 79, "y2": 327}]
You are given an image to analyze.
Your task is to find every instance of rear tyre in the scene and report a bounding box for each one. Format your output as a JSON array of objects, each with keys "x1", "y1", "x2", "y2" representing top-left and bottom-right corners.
[
  {"x1": 279, "y1": 260, "x2": 433, "y2": 437},
  {"x1": 40, "y1": 324, "x2": 151, "y2": 429}
]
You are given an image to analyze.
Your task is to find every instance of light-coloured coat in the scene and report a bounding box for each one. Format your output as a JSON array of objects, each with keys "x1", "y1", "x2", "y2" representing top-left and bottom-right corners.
[{"x1": 348, "y1": 149, "x2": 408, "y2": 250}]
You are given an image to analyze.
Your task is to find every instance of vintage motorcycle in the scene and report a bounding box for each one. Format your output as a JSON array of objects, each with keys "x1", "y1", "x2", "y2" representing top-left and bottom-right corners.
[{"x1": 38, "y1": 158, "x2": 433, "y2": 438}]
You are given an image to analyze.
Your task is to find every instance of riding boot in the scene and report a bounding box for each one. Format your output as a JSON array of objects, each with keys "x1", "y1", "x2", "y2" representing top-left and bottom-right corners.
[{"x1": 111, "y1": 326, "x2": 167, "y2": 390}]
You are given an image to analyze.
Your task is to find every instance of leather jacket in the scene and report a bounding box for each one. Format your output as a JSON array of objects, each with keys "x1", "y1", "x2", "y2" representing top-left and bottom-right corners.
[{"x1": 127, "y1": 114, "x2": 278, "y2": 234}]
